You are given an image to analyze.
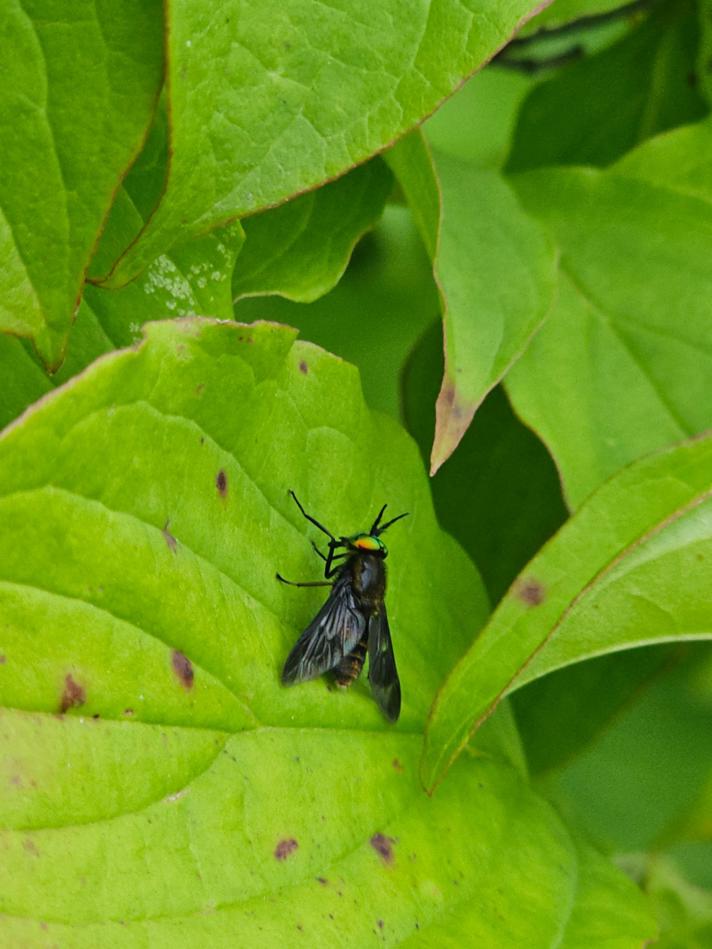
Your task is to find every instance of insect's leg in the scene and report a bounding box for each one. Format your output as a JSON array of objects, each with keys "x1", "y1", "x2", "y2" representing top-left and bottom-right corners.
[
  {"x1": 323, "y1": 541, "x2": 350, "y2": 578},
  {"x1": 311, "y1": 541, "x2": 328, "y2": 562},
  {"x1": 311, "y1": 539, "x2": 348, "y2": 579},
  {"x1": 276, "y1": 573, "x2": 334, "y2": 588},
  {"x1": 289, "y1": 490, "x2": 335, "y2": 542}
]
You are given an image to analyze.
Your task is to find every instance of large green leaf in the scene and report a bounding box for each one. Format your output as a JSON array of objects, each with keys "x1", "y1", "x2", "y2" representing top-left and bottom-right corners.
[
  {"x1": 0, "y1": 0, "x2": 163, "y2": 367},
  {"x1": 422, "y1": 433, "x2": 712, "y2": 791},
  {"x1": 508, "y1": 0, "x2": 707, "y2": 171},
  {"x1": 0, "y1": 320, "x2": 653, "y2": 944},
  {"x1": 386, "y1": 134, "x2": 557, "y2": 472},
  {"x1": 100, "y1": 0, "x2": 551, "y2": 286},
  {"x1": 506, "y1": 132, "x2": 712, "y2": 507}
]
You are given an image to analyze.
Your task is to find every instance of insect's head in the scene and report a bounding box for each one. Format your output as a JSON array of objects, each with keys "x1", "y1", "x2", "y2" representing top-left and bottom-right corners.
[
  {"x1": 344, "y1": 502, "x2": 409, "y2": 557},
  {"x1": 348, "y1": 533, "x2": 389, "y2": 557}
]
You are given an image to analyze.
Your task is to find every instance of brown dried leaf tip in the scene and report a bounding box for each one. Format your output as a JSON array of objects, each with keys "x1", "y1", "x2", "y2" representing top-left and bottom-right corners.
[
  {"x1": 59, "y1": 674, "x2": 86, "y2": 713},
  {"x1": 515, "y1": 577, "x2": 546, "y2": 607},
  {"x1": 370, "y1": 833, "x2": 396, "y2": 864},
  {"x1": 274, "y1": 838, "x2": 298, "y2": 860},
  {"x1": 171, "y1": 650, "x2": 194, "y2": 689}
]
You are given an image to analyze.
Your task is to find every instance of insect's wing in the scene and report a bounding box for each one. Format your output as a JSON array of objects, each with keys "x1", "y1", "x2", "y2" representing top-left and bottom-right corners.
[
  {"x1": 282, "y1": 576, "x2": 366, "y2": 685},
  {"x1": 367, "y1": 604, "x2": 401, "y2": 723}
]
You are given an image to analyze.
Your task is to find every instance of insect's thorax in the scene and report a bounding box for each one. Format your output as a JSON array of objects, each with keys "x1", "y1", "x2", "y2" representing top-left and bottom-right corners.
[{"x1": 347, "y1": 552, "x2": 387, "y2": 603}]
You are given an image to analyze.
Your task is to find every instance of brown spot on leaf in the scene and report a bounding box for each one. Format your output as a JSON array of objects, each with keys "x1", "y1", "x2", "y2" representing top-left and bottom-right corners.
[
  {"x1": 370, "y1": 833, "x2": 395, "y2": 864},
  {"x1": 216, "y1": 469, "x2": 228, "y2": 497},
  {"x1": 299, "y1": 360, "x2": 308, "y2": 374},
  {"x1": 123, "y1": 708, "x2": 134, "y2": 716},
  {"x1": 515, "y1": 577, "x2": 546, "y2": 607},
  {"x1": 392, "y1": 758, "x2": 404, "y2": 772},
  {"x1": 195, "y1": 383, "x2": 205, "y2": 396},
  {"x1": 162, "y1": 520, "x2": 177, "y2": 552},
  {"x1": 23, "y1": 838, "x2": 39, "y2": 856},
  {"x1": 172, "y1": 650, "x2": 194, "y2": 689},
  {"x1": 377, "y1": 919, "x2": 384, "y2": 929},
  {"x1": 317, "y1": 876, "x2": 328, "y2": 886},
  {"x1": 274, "y1": 838, "x2": 298, "y2": 860},
  {"x1": 0, "y1": 654, "x2": 6, "y2": 663},
  {"x1": 60, "y1": 674, "x2": 86, "y2": 713},
  {"x1": 10, "y1": 774, "x2": 22, "y2": 787}
]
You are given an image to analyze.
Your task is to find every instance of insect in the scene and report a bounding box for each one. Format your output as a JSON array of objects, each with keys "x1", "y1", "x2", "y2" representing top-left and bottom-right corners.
[{"x1": 278, "y1": 490, "x2": 408, "y2": 722}]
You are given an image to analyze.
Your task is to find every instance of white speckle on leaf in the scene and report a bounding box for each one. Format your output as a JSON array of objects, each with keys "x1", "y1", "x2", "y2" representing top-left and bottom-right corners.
[{"x1": 165, "y1": 788, "x2": 189, "y2": 803}]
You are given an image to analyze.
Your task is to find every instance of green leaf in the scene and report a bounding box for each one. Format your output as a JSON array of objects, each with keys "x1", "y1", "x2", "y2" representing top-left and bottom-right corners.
[
  {"x1": 700, "y1": 1, "x2": 712, "y2": 107},
  {"x1": 512, "y1": 645, "x2": 680, "y2": 775},
  {"x1": 0, "y1": 319, "x2": 652, "y2": 943},
  {"x1": 402, "y1": 322, "x2": 567, "y2": 604},
  {"x1": 547, "y1": 648, "x2": 712, "y2": 853},
  {"x1": 83, "y1": 221, "x2": 245, "y2": 347},
  {"x1": 508, "y1": 0, "x2": 707, "y2": 172},
  {"x1": 423, "y1": 66, "x2": 536, "y2": 169},
  {"x1": 387, "y1": 135, "x2": 557, "y2": 472},
  {"x1": 233, "y1": 160, "x2": 392, "y2": 303},
  {"x1": 614, "y1": 116, "x2": 712, "y2": 200},
  {"x1": 644, "y1": 858, "x2": 712, "y2": 949},
  {"x1": 0, "y1": 338, "x2": 52, "y2": 431},
  {"x1": 234, "y1": 205, "x2": 440, "y2": 419},
  {"x1": 0, "y1": 0, "x2": 163, "y2": 367},
  {"x1": 0, "y1": 221, "x2": 244, "y2": 429},
  {"x1": 102, "y1": 0, "x2": 552, "y2": 286},
  {"x1": 506, "y1": 155, "x2": 712, "y2": 507},
  {"x1": 422, "y1": 432, "x2": 712, "y2": 791}
]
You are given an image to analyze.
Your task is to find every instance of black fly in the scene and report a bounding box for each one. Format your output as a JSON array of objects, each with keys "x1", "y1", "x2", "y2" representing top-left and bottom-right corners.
[{"x1": 277, "y1": 491, "x2": 408, "y2": 722}]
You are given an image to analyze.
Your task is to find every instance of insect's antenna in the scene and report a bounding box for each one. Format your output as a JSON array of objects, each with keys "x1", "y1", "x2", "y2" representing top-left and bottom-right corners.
[
  {"x1": 288, "y1": 490, "x2": 336, "y2": 541},
  {"x1": 374, "y1": 511, "x2": 410, "y2": 535},
  {"x1": 369, "y1": 503, "x2": 388, "y2": 535}
]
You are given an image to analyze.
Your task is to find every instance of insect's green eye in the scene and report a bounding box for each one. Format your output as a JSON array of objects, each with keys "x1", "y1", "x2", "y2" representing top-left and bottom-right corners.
[{"x1": 352, "y1": 534, "x2": 386, "y2": 554}]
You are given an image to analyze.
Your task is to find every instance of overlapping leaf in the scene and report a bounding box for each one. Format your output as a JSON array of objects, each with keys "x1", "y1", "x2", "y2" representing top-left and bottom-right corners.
[
  {"x1": 0, "y1": 0, "x2": 163, "y2": 367},
  {"x1": 387, "y1": 133, "x2": 557, "y2": 472},
  {"x1": 423, "y1": 433, "x2": 712, "y2": 791},
  {"x1": 506, "y1": 123, "x2": 712, "y2": 507},
  {"x1": 101, "y1": 0, "x2": 552, "y2": 286}
]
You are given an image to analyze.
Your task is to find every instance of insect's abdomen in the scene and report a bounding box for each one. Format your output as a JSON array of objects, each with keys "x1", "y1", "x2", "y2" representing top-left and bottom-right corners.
[{"x1": 333, "y1": 632, "x2": 368, "y2": 688}]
